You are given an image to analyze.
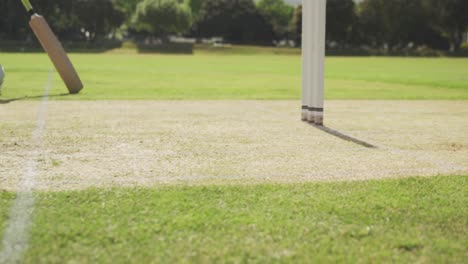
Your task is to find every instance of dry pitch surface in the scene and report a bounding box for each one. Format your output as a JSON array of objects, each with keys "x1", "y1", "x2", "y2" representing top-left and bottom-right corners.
[{"x1": 0, "y1": 100, "x2": 467, "y2": 191}]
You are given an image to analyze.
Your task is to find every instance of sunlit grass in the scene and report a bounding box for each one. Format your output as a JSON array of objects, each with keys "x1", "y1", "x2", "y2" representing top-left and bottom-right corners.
[
  {"x1": 1, "y1": 50, "x2": 467, "y2": 100},
  {"x1": 22, "y1": 176, "x2": 468, "y2": 263}
]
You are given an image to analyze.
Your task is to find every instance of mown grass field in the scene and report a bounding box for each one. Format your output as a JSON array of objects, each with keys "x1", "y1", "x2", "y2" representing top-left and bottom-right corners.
[
  {"x1": 0, "y1": 47, "x2": 467, "y2": 262},
  {"x1": 1, "y1": 176, "x2": 465, "y2": 262},
  {"x1": 20, "y1": 176, "x2": 468, "y2": 263},
  {"x1": 1, "y1": 51, "x2": 467, "y2": 100}
]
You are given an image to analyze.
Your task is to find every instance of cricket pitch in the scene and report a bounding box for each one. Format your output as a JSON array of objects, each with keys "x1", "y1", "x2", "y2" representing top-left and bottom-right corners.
[{"x1": 0, "y1": 100, "x2": 467, "y2": 191}]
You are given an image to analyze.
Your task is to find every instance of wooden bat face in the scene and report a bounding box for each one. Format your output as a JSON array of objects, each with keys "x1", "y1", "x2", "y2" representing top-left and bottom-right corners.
[{"x1": 29, "y1": 14, "x2": 83, "y2": 94}]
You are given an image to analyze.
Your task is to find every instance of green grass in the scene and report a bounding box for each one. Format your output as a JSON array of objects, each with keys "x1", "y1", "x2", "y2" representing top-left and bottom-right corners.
[
  {"x1": 0, "y1": 51, "x2": 467, "y2": 100},
  {"x1": 0, "y1": 192, "x2": 15, "y2": 240},
  {"x1": 22, "y1": 176, "x2": 467, "y2": 263}
]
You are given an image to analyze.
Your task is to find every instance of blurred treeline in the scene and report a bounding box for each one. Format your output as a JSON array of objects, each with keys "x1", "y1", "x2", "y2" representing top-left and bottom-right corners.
[{"x1": 0, "y1": 0, "x2": 467, "y2": 53}]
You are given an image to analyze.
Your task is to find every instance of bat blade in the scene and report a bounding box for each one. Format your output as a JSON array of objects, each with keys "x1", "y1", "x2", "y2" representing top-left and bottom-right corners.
[{"x1": 29, "y1": 14, "x2": 83, "y2": 94}]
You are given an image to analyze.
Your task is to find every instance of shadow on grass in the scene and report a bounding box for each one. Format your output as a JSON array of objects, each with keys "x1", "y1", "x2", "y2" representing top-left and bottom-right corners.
[
  {"x1": 307, "y1": 122, "x2": 378, "y2": 149},
  {"x1": 0, "y1": 93, "x2": 71, "y2": 104}
]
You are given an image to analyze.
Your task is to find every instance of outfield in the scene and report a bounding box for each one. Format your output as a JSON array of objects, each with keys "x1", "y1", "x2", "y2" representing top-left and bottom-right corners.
[
  {"x1": 1, "y1": 52, "x2": 468, "y2": 101},
  {"x1": 0, "y1": 48, "x2": 467, "y2": 263}
]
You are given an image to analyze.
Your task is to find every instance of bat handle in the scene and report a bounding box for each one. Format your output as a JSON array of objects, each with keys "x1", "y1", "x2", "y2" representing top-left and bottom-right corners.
[{"x1": 21, "y1": 0, "x2": 35, "y2": 16}]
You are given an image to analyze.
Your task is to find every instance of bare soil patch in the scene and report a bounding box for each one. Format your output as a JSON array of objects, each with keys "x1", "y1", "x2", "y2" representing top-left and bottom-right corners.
[{"x1": 1, "y1": 100, "x2": 467, "y2": 191}]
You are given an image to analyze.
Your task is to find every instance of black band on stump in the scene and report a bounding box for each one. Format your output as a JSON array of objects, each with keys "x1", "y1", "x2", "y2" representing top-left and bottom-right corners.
[{"x1": 308, "y1": 107, "x2": 324, "y2": 112}]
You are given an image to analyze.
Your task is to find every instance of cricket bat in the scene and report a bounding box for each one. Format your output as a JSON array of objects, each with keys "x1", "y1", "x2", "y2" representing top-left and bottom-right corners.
[{"x1": 21, "y1": 0, "x2": 83, "y2": 94}]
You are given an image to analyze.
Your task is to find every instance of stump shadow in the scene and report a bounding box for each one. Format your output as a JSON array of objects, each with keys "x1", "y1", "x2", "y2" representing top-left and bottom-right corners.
[{"x1": 308, "y1": 122, "x2": 377, "y2": 149}]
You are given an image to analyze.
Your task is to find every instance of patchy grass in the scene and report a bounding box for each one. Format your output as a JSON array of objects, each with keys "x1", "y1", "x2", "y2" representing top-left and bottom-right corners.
[
  {"x1": 0, "y1": 52, "x2": 467, "y2": 101},
  {"x1": 0, "y1": 192, "x2": 16, "y2": 240},
  {"x1": 24, "y1": 176, "x2": 467, "y2": 263}
]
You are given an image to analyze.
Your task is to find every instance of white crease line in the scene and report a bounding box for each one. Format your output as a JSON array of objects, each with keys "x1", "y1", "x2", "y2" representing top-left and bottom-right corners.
[{"x1": 0, "y1": 69, "x2": 53, "y2": 263}]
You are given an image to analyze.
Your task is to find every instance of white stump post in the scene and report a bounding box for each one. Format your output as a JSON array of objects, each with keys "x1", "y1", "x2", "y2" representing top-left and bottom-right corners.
[
  {"x1": 301, "y1": 1, "x2": 311, "y2": 121},
  {"x1": 0, "y1": 65, "x2": 4, "y2": 95},
  {"x1": 302, "y1": 0, "x2": 326, "y2": 126}
]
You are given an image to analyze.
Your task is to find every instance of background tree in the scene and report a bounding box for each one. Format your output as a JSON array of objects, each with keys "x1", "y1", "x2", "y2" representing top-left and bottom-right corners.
[
  {"x1": 0, "y1": 0, "x2": 30, "y2": 40},
  {"x1": 290, "y1": 1, "x2": 359, "y2": 48},
  {"x1": 0, "y1": 0, "x2": 125, "y2": 41},
  {"x1": 185, "y1": 0, "x2": 205, "y2": 20},
  {"x1": 0, "y1": 0, "x2": 466, "y2": 53},
  {"x1": 115, "y1": 0, "x2": 141, "y2": 16},
  {"x1": 326, "y1": 0, "x2": 356, "y2": 47},
  {"x1": 358, "y1": 0, "x2": 443, "y2": 50},
  {"x1": 422, "y1": 0, "x2": 468, "y2": 52},
  {"x1": 72, "y1": 0, "x2": 126, "y2": 41},
  {"x1": 289, "y1": 4, "x2": 302, "y2": 46},
  {"x1": 132, "y1": 0, "x2": 192, "y2": 38},
  {"x1": 257, "y1": 0, "x2": 294, "y2": 40},
  {"x1": 194, "y1": 0, "x2": 275, "y2": 44}
]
